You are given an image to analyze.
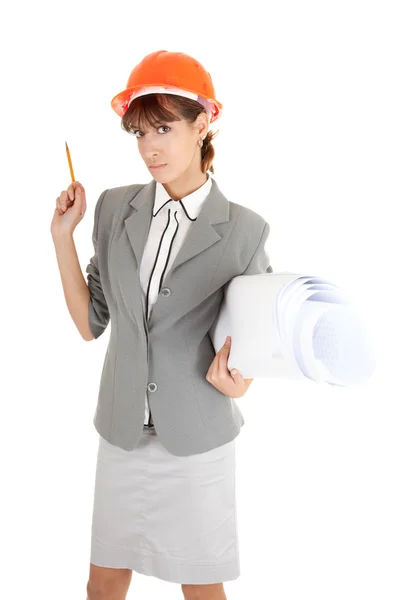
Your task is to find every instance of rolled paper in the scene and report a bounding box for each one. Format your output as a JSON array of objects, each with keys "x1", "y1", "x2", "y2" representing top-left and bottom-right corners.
[{"x1": 208, "y1": 272, "x2": 376, "y2": 386}]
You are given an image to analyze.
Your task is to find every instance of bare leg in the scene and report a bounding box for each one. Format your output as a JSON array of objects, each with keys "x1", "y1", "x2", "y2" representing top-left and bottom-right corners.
[
  {"x1": 181, "y1": 582, "x2": 228, "y2": 600},
  {"x1": 86, "y1": 563, "x2": 132, "y2": 600}
]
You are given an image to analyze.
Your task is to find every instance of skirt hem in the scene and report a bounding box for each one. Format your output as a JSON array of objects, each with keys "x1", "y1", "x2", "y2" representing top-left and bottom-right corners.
[{"x1": 90, "y1": 537, "x2": 240, "y2": 584}]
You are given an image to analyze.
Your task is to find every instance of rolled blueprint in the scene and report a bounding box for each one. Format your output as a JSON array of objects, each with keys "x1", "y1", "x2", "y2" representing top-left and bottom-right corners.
[{"x1": 208, "y1": 272, "x2": 376, "y2": 386}]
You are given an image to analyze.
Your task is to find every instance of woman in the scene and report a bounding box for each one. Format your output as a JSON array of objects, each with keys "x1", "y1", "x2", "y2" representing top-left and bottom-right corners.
[{"x1": 51, "y1": 50, "x2": 272, "y2": 600}]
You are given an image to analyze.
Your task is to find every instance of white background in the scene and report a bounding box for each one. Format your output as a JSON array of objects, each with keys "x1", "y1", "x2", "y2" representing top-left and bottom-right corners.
[{"x1": 1, "y1": 1, "x2": 399, "y2": 598}]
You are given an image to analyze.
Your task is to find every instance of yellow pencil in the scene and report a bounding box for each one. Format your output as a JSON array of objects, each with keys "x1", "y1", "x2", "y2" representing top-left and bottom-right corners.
[{"x1": 65, "y1": 141, "x2": 75, "y2": 182}]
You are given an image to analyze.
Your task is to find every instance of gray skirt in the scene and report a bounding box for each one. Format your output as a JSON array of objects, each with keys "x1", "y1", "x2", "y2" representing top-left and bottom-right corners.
[{"x1": 89, "y1": 424, "x2": 240, "y2": 584}]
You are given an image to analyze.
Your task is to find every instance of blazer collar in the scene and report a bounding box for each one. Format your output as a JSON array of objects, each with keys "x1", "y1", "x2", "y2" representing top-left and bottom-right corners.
[
  {"x1": 123, "y1": 174, "x2": 230, "y2": 279},
  {"x1": 153, "y1": 172, "x2": 212, "y2": 220}
]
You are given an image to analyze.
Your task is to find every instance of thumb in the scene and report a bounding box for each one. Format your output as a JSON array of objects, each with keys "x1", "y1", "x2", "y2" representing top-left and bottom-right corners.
[{"x1": 72, "y1": 186, "x2": 85, "y2": 212}]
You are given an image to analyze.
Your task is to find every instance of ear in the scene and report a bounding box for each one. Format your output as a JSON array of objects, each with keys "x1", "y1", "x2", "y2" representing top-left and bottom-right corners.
[{"x1": 196, "y1": 112, "x2": 209, "y2": 139}]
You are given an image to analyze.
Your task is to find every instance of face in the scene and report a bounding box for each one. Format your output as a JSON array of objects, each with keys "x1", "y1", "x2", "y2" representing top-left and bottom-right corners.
[{"x1": 132, "y1": 114, "x2": 208, "y2": 184}]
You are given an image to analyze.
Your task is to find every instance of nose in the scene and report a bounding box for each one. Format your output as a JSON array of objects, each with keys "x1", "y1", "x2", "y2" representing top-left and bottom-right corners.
[
  {"x1": 141, "y1": 133, "x2": 162, "y2": 152},
  {"x1": 144, "y1": 147, "x2": 163, "y2": 163}
]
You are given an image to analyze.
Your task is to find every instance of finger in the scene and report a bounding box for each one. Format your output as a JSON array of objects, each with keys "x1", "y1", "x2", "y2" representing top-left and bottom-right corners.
[
  {"x1": 207, "y1": 351, "x2": 219, "y2": 380},
  {"x1": 67, "y1": 181, "x2": 83, "y2": 200},
  {"x1": 76, "y1": 185, "x2": 86, "y2": 209},
  {"x1": 218, "y1": 336, "x2": 231, "y2": 353},
  {"x1": 67, "y1": 185, "x2": 75, "y2": 201},
  {"x1": 216, "y1": 356, "x2": 229, "y2": 380},
  {"x1": 60, "y1": 199, "x2": 73, "y2": 213},
  {"x1": 75, "y1": 187, "x2": 85, "y2": 216},
  {"x1": 81, "y1": 188, "x2": 86, "y2": 212},
  {"x1": 217, "y1": 336, "x2": 231, "y2": 366},
  {"x1": 59, "y1": 190, "x2": 72, "y2": 212},
  {"x1": 56, "y1": 197, "x2": 67, "y2": 214}
]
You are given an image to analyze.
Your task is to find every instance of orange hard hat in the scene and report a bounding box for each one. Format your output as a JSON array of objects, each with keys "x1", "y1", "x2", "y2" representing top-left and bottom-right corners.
[{"x1": 110, "y1": 50, "x2": 223, "y2": 124}]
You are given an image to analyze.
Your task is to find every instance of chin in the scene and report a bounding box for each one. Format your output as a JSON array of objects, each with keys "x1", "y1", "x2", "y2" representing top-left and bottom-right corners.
[{"x1": 151, "y1": 169, "x2": 175, "y2": 182}]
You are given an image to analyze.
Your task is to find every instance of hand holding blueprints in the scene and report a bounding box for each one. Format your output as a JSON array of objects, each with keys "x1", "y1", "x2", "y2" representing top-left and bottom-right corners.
[{"x1": 208, "y1": 272, "x2": 376, "y2": 387}]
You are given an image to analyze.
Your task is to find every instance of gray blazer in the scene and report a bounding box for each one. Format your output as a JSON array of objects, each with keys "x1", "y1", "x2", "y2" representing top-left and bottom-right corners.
[{"x1": 86, "y1": 176, "x2": 272, "y2": 456}]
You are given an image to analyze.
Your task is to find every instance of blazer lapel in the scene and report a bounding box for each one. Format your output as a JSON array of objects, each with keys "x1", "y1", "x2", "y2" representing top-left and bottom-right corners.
[{"x1": 121, "y1": 177, "x2": 230, "y2": 330}]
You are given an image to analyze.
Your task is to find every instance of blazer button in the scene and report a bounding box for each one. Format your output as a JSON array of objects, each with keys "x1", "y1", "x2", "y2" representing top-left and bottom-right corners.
[
  {"x1": 147, "y1": 382, "x2": 158, "y2": 392},
  {"x1": 160, "y1": 287, "x2": 171, "y2": 297}
]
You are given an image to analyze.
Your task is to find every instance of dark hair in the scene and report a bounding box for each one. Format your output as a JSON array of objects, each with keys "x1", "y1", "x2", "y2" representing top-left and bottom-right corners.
[{"x1": 120, "y1": 93, "x2": 219, "y2": 174}]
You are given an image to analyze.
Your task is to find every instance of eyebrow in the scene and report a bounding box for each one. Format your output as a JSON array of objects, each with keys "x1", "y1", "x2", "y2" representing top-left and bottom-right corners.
[
  {"x1": 131, "y1": 122, "x2": 164, "y2": 129},
  {"x1": 132, "y1": 120, "x2": 171, "y2": 130}
]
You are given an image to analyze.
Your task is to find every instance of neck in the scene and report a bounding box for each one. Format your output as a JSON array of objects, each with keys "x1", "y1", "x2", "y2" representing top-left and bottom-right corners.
[{"x1": 162, "y1": 171, "x2": 208, "y2": 201}]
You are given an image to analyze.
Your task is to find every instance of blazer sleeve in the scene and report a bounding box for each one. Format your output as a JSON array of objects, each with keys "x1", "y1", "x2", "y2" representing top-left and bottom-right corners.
[
  {"x1": 85, "y1": 189, "x2": 110, "y2": 339},
  {"x1": 242, "y1": 220, "x2": 273, "y2": 275}
]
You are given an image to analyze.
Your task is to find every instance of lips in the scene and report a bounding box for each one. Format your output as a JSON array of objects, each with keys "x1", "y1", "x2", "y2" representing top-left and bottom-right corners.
[{"x1": 149, "y1": 163, "x2": 166, "y2": 169}]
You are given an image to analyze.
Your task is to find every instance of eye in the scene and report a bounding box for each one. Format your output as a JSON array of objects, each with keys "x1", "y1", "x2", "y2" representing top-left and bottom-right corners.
[{"x1": 133, "y1": 125, "x2": 170, "y2": 138}]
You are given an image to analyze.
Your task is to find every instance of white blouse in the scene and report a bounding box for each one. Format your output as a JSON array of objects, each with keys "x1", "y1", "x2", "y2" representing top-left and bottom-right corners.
[{"x1": 139, "y1": 173, "x2": 213, "y2": 427}]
